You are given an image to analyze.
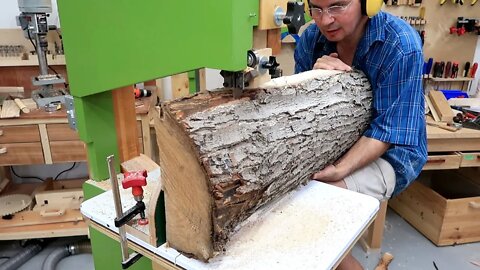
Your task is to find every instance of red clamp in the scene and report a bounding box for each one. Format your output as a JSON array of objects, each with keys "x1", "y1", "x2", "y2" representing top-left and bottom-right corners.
[{"x1": 122, "y1": 170, "x2": 147, "y2": 197}]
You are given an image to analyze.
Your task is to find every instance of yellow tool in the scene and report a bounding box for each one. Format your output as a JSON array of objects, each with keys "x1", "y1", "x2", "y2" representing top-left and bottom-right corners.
[
  {"x1": 440, "y1": 0, "x2": 447, "y2": 4},
  {"x1": 472, "y1": 0, "x2": 478, "y2": 5}
]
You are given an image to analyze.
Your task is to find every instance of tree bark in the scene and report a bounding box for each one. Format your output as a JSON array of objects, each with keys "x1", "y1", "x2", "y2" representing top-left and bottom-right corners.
[{"x1": 154, "y1": 69, "x2": 372, "y2": 261}]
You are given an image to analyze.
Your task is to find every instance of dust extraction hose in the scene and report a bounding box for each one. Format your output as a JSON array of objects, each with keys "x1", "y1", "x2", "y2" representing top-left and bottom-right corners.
[
  {"x1": 0, "y1": 241, "x2": 44, "y2": 270},
  {"x1": 42, "y1": 241, "x2": 91, "y2": 270}
]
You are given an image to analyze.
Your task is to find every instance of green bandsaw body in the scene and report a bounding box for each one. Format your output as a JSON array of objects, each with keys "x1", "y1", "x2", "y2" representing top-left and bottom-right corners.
[
  {"x1": 57, "y1": 1, "x2": 258, "y2": 269},
  {"x1": 57, "y1": 0, "x2": 258, "y2": 180}
]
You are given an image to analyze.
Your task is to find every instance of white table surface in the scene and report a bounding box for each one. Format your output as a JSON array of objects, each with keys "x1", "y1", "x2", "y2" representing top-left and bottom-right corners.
[{"x1": 81, "y1": 180, "x2": 379, "y2": 270}]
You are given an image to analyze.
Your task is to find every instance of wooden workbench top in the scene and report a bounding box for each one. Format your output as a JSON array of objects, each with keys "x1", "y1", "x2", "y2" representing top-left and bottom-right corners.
[
  {"x1": 427, "y1": 125, "x2": 480, "y2": 139},
  {"x1": 0, "y1": 95, "x2": 154, "y2": 121}
]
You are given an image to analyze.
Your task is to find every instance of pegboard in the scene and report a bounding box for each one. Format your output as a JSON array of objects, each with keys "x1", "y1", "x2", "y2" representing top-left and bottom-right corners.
[{"x1": 385, "y1": 2, "x2": 479, "y2": 67}]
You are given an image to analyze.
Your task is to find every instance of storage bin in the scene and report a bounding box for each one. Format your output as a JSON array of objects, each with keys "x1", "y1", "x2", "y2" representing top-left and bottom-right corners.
[{"x1": 390, "y1": 169, "x2": 480, "y2": 246}]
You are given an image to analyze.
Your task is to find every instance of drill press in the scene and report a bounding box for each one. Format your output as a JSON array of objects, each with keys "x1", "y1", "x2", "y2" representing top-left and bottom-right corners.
[{"x1": 16, "y1": 0, "x2": 68, "y2": 107}]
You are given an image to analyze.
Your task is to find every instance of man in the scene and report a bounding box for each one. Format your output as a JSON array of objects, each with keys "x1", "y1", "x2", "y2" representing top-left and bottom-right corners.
[{"x1": 295, "y1": 0, "x2": 427, "y2": 269}]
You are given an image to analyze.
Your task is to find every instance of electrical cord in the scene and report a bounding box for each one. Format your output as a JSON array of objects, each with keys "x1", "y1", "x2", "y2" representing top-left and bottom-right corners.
[
  {"x1": 54, "y1": 162, "x2": 77, "y2": 180},
  {"x1": 11, "y1": 167, "x2": 44, "y2": 182},
  {"x1": 11, "y1": 162, "x2": 77, "y2": 182}
]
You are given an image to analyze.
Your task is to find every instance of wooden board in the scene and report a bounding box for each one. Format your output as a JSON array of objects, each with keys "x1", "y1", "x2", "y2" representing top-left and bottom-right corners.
[
  {"x1": 0, "y1": 100, "x2": 20, "y2": 118},
  {"x1": 428, "y1": 90, "x2": 454, "y2": 122},
  {"x1": 50, "y1": 141, "x2": 87, "y2": 163},
  {"x1": 258, "y1": 0, "x2": 289, "y2": 30},
  {"x1": 0, "y1": 125, "x2": 40, "y2": 143},
  {"x1": 0, "y1": 220, "x2": 87, "y2": 240},
  {"x1": 46, "y1": 123, "x2": 81, "y2": 141},
  {"x1": 113, "y1": 85, "x2": 139, "y2": 163},
  {"x1": 425, "y1": 95, "x2": 440, "y2": 122},
  {"x1": 171, "y1": 73, "x2": 190, "y2": 99},
  {"x1": 448, "y1": 98, "x2": 480, "y2": 107},
  {"x1": 0, "y1": 209, "x2": 83, "y2": 228},
  {"x1": 0, "y1": 86, "x2": 24, "y2": 94}
]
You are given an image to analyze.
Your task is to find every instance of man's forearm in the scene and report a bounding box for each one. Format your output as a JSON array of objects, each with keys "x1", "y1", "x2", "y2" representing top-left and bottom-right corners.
[{"x1": 334, "y1": 136, "x2": 390, "y2": 178}]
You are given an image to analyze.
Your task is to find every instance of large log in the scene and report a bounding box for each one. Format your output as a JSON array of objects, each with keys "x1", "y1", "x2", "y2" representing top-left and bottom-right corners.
[{"x1": 154, "y1": 69, "x2": 372, "y2": 261}]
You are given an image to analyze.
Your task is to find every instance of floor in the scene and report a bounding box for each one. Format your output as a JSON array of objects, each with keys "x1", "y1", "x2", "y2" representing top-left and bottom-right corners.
[
  {"x1": 352, "y1": 209, "x2": 480, "y2": 270},
  {"x1": 1, "y1": 208, "x2": 479, "y2": 270}
]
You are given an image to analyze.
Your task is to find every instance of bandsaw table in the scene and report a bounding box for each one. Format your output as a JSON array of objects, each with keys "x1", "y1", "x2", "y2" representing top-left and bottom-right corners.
[{"x1": 81, "y1": 173, "x2": 379, "y2": 270}]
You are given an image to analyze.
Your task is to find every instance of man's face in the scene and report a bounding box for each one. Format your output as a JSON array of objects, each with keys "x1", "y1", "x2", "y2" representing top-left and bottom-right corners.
[{"x1": 309, "y1": 0, "x2": 363, "y2": 42}]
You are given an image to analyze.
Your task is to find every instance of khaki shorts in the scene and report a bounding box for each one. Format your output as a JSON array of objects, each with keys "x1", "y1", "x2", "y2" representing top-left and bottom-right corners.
[{"x1": 344, "y1": 158, "x2": 396, "y2": 201}]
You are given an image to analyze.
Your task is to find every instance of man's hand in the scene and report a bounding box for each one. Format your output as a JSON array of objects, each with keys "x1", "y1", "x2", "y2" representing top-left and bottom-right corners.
[
  {"x1": 311, "y1": 164, "x2": 346, "y2": 182},
  {"x1": 313, "y1": 53, "x2": 352, "y2": 71}
]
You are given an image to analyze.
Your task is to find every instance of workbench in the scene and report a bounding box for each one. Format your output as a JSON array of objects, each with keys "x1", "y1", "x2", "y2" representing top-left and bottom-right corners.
[
  {"x1": 0, "y1": 96, "x2": 155, "y2": 240},
  {"x1": 81, "y1": 179, "x2": 379, "y2": 270},
  {"x1": 0, "y1": 96, "x2": 155, "y2": 167}
]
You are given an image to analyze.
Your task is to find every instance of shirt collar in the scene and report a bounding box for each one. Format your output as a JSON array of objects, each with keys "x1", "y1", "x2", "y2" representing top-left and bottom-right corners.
[{"x1": 355, "y1": 12, "x2": 386, "y2": 60}]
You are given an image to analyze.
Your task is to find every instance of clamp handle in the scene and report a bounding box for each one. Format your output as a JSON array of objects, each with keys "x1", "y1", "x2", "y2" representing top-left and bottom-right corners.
[{"x1": 122, "y1": 170, "x2": 147, "y2": 197}]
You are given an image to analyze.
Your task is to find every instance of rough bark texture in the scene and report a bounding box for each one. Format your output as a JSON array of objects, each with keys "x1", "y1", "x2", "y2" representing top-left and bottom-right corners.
[{"x1": 155, "y1": 70, "x2": 372, "y2": 261}]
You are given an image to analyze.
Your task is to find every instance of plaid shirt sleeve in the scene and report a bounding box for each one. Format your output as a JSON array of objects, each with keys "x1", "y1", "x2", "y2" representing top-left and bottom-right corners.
[
  {"x1": 294, "y1": 24, "x2": 317, "y2": 74},
  {"x1": 363, "y1": 50, "x2": 425, "y2": 147}
]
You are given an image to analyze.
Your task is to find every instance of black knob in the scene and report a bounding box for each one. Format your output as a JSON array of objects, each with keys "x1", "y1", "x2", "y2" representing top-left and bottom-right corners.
[
  {"x1": 283, "y1": 1, "x2": 305, "y2": 35},
  {"x1": 262, "y1": 56, "x2": 280, "y2": 77}
]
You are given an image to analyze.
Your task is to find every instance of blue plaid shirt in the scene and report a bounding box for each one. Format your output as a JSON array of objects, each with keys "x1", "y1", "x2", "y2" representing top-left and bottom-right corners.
[{"x1": 295, "y1": 11, "x2": 427, "y2": 196}]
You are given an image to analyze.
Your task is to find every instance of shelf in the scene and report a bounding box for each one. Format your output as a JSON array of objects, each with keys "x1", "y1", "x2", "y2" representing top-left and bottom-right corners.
[
  {"x1": 0, "y1": 54, "x2": 66, "y2": 67},
  {"x1": 429, "y1": 77, "x2": 473, "y2": 82}
]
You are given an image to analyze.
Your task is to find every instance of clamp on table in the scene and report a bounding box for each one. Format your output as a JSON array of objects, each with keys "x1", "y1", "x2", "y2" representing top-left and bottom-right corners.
[{"x1": 107, "y1": 155, "x2": 148, "y2": 269}]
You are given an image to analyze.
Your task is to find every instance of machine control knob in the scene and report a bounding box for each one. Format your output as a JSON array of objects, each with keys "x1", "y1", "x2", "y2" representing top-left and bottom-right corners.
[
  {"x1": 262, "y1": 56, "x2": 281, "y2": 78},
  {"x1": 283, "y1": 1, "x2": 305, "y2": 35}
]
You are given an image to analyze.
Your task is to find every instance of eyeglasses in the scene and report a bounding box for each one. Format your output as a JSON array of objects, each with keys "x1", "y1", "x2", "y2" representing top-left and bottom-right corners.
[{"x1": 309, "y1": 0, "x2": 353, "y2": 18}]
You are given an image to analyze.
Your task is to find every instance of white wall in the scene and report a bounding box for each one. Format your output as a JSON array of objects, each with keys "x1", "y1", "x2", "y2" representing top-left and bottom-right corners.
[{"x1": 0, "y1": 0, "x2": 60, "y2": 29}]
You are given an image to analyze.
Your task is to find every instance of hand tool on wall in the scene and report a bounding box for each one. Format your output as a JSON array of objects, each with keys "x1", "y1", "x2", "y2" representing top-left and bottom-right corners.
[
  {"x1": 463, "y1": 62, "x2": 471, "y2": 77},
  {"x1": 425, "y1": 58, "x2": 433, "y2": 77},
  {"x1": 433, "y1": 61, "x2": 445, "y2": 78},
  {"x1": 440, "y1": 0, "x2": 447, "y2": 5},
  {"x1": 472, "y1": 0, "x2": 478, "y2": 5},
  {"x1": 451, "y1": 62, "x2": 459, "y2": 78},
  {"x1": 107, "y1": 155, "x2": 143, "y2": 269},
  {"x1": 470, "y1": 62, "x2": 478, "y2": 78},
  {"x1": 444, "y1": 61, "x2": 452, "y2": 78}
]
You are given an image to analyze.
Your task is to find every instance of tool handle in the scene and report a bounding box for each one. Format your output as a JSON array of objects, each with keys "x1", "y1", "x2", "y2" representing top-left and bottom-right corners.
[
  {"x1": 121, "y1": 252, "x2": 143, "y2": 269},
  {"x1": 0, "y1": 147, "x2": 6, "y2": 155},
  {"x1": 122, "y1": 170, "x2": 148, "y2": 190}
]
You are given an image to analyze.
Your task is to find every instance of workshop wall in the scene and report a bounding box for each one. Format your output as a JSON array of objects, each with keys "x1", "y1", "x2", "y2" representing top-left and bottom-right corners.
[
  {"x1": 385, "y1": 2, "x2": 479, "y2": 66},
  {"x1": 0, "y1": 0, "x2": 61, "y2": 51},
  {"x1": 384, "y1": 2, "x2": 480, "y2": 95}
]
